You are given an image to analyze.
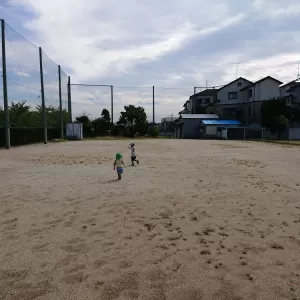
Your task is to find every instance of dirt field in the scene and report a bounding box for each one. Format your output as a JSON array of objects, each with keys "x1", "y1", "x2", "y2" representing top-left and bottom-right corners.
[{"x1": 0, "y1": 139, "x2": 300, "y2": 300}]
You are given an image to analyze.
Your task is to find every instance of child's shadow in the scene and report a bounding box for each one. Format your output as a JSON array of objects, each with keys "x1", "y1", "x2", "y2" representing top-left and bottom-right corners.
[{"x1": 102, "y1": 179, "x2": 120, "y2": 184}]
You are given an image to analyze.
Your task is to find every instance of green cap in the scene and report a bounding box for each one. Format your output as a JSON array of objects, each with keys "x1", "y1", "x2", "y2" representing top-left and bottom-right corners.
[{"x1": 116, "y1": 153, "x2": 122, "y2": 160}]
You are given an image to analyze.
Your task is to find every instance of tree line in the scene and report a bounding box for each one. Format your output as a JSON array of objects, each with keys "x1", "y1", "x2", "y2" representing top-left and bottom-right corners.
[
  {"x1": 0, "y1": 101, "x2": 158, "y2": 141},
  {"x1": 76, "y1": 104, "x2": 158, "y2": 137},
  {"x1": 0, "y1": 101, "x2": 69, "y2": 128}
]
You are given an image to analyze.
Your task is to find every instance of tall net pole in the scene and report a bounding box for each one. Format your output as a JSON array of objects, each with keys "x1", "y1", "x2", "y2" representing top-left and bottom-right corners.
[
  {"x1": 1, "y1": 19, "x2": 10, "y2": 149},
  {"x1": 39, "y1": 47, "x2": 47, "y2": 144}
]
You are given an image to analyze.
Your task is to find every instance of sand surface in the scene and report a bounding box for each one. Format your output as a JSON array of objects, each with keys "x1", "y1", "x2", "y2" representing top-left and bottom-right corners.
[{"x1": 0, "y1": 139, "x2": 300, "y2": 300}]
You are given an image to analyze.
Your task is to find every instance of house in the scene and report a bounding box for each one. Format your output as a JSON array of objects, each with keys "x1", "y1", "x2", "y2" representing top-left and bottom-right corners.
[
  {"x1": 174, "y1": 114, "x2": 219, "y2": 139},
  {"x1": 208, "y1": 76, "x2": 282, "y2": 123},
  {"x1": 189, "y1": 89, "x2": 218, "y2": 113},
  {"x1": 179, "y1": 100, "x2": 192, "y2": 114},
  {"x1": 280, "y1": 79, "x2": 300, "y2": 106},
  {"x1": 196, "y1": 77, "x2": 252, "y2": 120},
  {"x1": 239, "y1": 76, "x2": 283, "y2": 122}
]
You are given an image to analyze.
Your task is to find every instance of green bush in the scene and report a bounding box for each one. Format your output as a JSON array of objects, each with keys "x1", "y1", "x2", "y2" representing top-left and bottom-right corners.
[
  {"x1": 148, "y1": 127, "x2": 159, "y2": 137},
  {"x1": 0, "y1": 127, "x2": 62, "y2": 147}
]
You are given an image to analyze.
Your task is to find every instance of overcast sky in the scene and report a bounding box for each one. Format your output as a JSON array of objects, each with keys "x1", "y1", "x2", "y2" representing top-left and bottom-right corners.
[{"x1": 1, "y1": 0, "x2": 300, "y2": 121}]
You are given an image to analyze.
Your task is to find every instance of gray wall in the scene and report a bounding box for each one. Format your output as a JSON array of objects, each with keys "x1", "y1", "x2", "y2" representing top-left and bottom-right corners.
[{"x1": 182, "y1": 119, "x2": 201, "y2": 139}]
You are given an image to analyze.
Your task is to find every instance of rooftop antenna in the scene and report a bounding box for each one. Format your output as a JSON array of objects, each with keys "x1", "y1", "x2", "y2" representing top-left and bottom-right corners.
[
  {"x1": 234, "y1": 62, "x2": 240, "y2": 79},
  {"x1": 205, "y1": 80, "x2": 208, "y2": 88}
]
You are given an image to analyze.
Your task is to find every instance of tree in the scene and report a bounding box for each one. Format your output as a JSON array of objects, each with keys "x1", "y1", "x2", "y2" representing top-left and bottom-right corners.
[
  {"x1": 261, "y1": 98, "x2": 289, "y2": 138},
  {"x1": 118, "y1": 105, "x2": 148, "y2": 135},
  {"x1": 101, "y1": 108, "x2": 110, "y2": 123},
  {"x1": 92, "y1": 117, "x2": 111, "y2": 135},
  {"x1": 273, "y1": 115, "x2": 289, "y2": 138},
  {"x1": 76, "y1": 114, "x2": 92, "y2": 135}
]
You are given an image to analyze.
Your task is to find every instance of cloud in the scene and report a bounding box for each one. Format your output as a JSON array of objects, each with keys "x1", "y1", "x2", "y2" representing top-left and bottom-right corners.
[{"x1": 1, "y1": 0, "x2": 300, "y2": 122}]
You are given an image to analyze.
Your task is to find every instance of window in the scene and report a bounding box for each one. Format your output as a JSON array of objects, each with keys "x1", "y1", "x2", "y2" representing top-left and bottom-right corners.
[
  {"x1": 237, "y1": 82, "x2": 242, "y2": 87},
  {"x1": 223, "y1": 108, "x2": 236, "y2": 116},
  {"x1": 248, "y1": 89, "x2": 252, "y2": 97},
  {"x1": 228, "y1": 92, "x2": 237, "y2": 99}
]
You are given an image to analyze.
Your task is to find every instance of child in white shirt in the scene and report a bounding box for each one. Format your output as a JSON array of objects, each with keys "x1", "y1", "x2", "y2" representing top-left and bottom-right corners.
[{"x1": 129, "y1": 143, "x2": 139, "y2": 166}]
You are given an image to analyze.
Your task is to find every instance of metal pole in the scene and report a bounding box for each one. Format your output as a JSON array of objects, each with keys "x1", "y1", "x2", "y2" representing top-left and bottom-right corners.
[
  {"x1": 193, "y1": 87, "x2": 196, "y2": 113},
  {"x1": 58, "y1": 65, "x2": 63, "y2": 139},
  {"x1": 67, "y1": 76, "x2": 72, "y2": 122},
  {"x1": 1, "y1": 19, "x2": 10, "y2": 149},
  {"x1": 152, "y1": 86, "x2": 155, "y2": 125},
  {"x1": 111, "y1": 85, "x2": 113, "y2": 124},
  {"x1": 39, "y1": 47, "x2": 47, "y2": 144}
]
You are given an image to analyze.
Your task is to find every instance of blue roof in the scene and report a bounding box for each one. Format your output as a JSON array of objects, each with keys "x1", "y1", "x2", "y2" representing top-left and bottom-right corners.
[{"x1": 201, "y1": 119, "x2": 241, "y2": 125}]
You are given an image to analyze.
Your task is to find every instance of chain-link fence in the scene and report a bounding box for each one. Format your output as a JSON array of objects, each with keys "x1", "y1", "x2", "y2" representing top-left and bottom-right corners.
[
  {"x1": 0, "y1": 19, "x2": 71, "y2": 148},
  {"x1": 69, "y1": 84, "x2": 194, "y2": 137}
]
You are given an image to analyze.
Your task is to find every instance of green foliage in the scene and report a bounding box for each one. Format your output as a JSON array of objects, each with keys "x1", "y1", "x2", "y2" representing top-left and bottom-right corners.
[
  {"x1": 148, "y1": 126, "x2": 159, "y2": 137},
  {"x1": 101, "y1": 108, "x2": 110, "y2": 122},
  {"x1": 0, "y1": 101, "x2": 68, "y2": 147},
  {"x1": 0, "y1": 127, "x2": 62, "y2": 147},
  {"x1": 92, "y1": 117, "x2": 112, "y2": 136},
  {"x1": 260, "y1": 98, "x2": 292, "y2": 138},
  {"x1": 118, "y1": 105, "x2": 148, "y2": 136}
]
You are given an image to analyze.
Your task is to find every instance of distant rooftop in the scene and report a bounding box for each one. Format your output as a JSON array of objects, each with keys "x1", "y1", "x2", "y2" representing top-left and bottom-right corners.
[
  {"x1": 189, "y1": 89, "x2": 218, "y2": 99},
  {"x1": 179, "y1": 114, "x2": 219, "y2": 119},
  {"x1": 200, "y1": 119, "x2": 241, "y2": 125}
]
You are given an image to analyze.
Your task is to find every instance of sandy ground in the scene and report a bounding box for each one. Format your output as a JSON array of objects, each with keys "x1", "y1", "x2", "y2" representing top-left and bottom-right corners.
[{"x1": 0, "y1": 139, "x2": 300, "y2": 300}]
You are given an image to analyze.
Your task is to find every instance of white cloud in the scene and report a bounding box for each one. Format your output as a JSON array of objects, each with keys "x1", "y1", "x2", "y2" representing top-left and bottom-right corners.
[{"x1": 2, "y1": 0, "x2": 300, "y2": 121}]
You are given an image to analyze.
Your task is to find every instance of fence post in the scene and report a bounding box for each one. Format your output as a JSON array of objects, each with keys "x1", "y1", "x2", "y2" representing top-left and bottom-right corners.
[
  {"x1": 111, "y1": 85, "x2": 113, "y2": 124},
  {"x1": 39, "y1": 47, "x2": 47, "y2": 144},
  {"x1": 67, "y1": 76, "x2": 72, "y2": 122},
  {"x1": 1, "y1": 19, "x2": 10, "y2": 149},
  {"x1": 58, "y1": 65, "x2": 63, "y2": 139},
  {"x1": 152, "y1": 86, "x2": 155, "y2": 125}
]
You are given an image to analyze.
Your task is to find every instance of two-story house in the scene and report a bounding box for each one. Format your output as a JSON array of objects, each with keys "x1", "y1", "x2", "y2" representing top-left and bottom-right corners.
[
  {"x1": 189, "y1": 89, "x2": 218, "y2": 113},
  {"x1": 239, "y1": 76, "x2": 282, "y2": 123},
  {"x1": 280, "y1": 79, "x2": 300, "y2": 106},
  {"x1": 180, "y1": 100, "x2": 192, "y2": 114},
  {"x1": 208, "y1": 77, "x2": 253, "y2": 121},
  {"x1": 208, "y1": 76, "x2": 282, "y2": 123}
]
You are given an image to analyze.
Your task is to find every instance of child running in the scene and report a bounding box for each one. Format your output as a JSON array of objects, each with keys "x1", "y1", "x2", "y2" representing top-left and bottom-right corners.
[
  {"x1": 113, "y1": 152, "x2": 125, "y2": 180},
  {"x1": 129, "y1": 143, "x2": 139, "y2": 166}
]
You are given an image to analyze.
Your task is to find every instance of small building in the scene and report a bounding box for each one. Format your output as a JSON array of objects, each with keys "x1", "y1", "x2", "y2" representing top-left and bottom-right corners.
[
  {"x1": 174, "y1": 114, "x2": 219, "y2": 139},
  {"x1": 199, "y1": 119, "x2": 241, "y2": 137}
]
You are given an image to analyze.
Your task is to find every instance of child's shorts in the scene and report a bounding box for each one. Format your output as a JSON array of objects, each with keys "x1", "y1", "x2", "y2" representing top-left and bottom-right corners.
[{"x1": 116, "y1": 167, "x2": 123, "y2": 174}]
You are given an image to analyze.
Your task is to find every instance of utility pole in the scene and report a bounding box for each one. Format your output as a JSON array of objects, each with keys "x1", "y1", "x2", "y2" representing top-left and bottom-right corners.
[
  {"x1": 67, "y1": 76, "x2": 72, "y2": 122},
  {"x1": 111, "y1": 85, "x2": 114, "y2": 124},
  {"x1": 1, "y1": 19, "x2": 10, "y2": 149},
  {"x1": 39, "y1": 47, "x2": 47, "y2": 144},
  {"x1": 152, "y1": 86, "x2": 155, "y2": 125},
  {"x1": 58, "y1": 65, "x2": 63, "y2": 139}
]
